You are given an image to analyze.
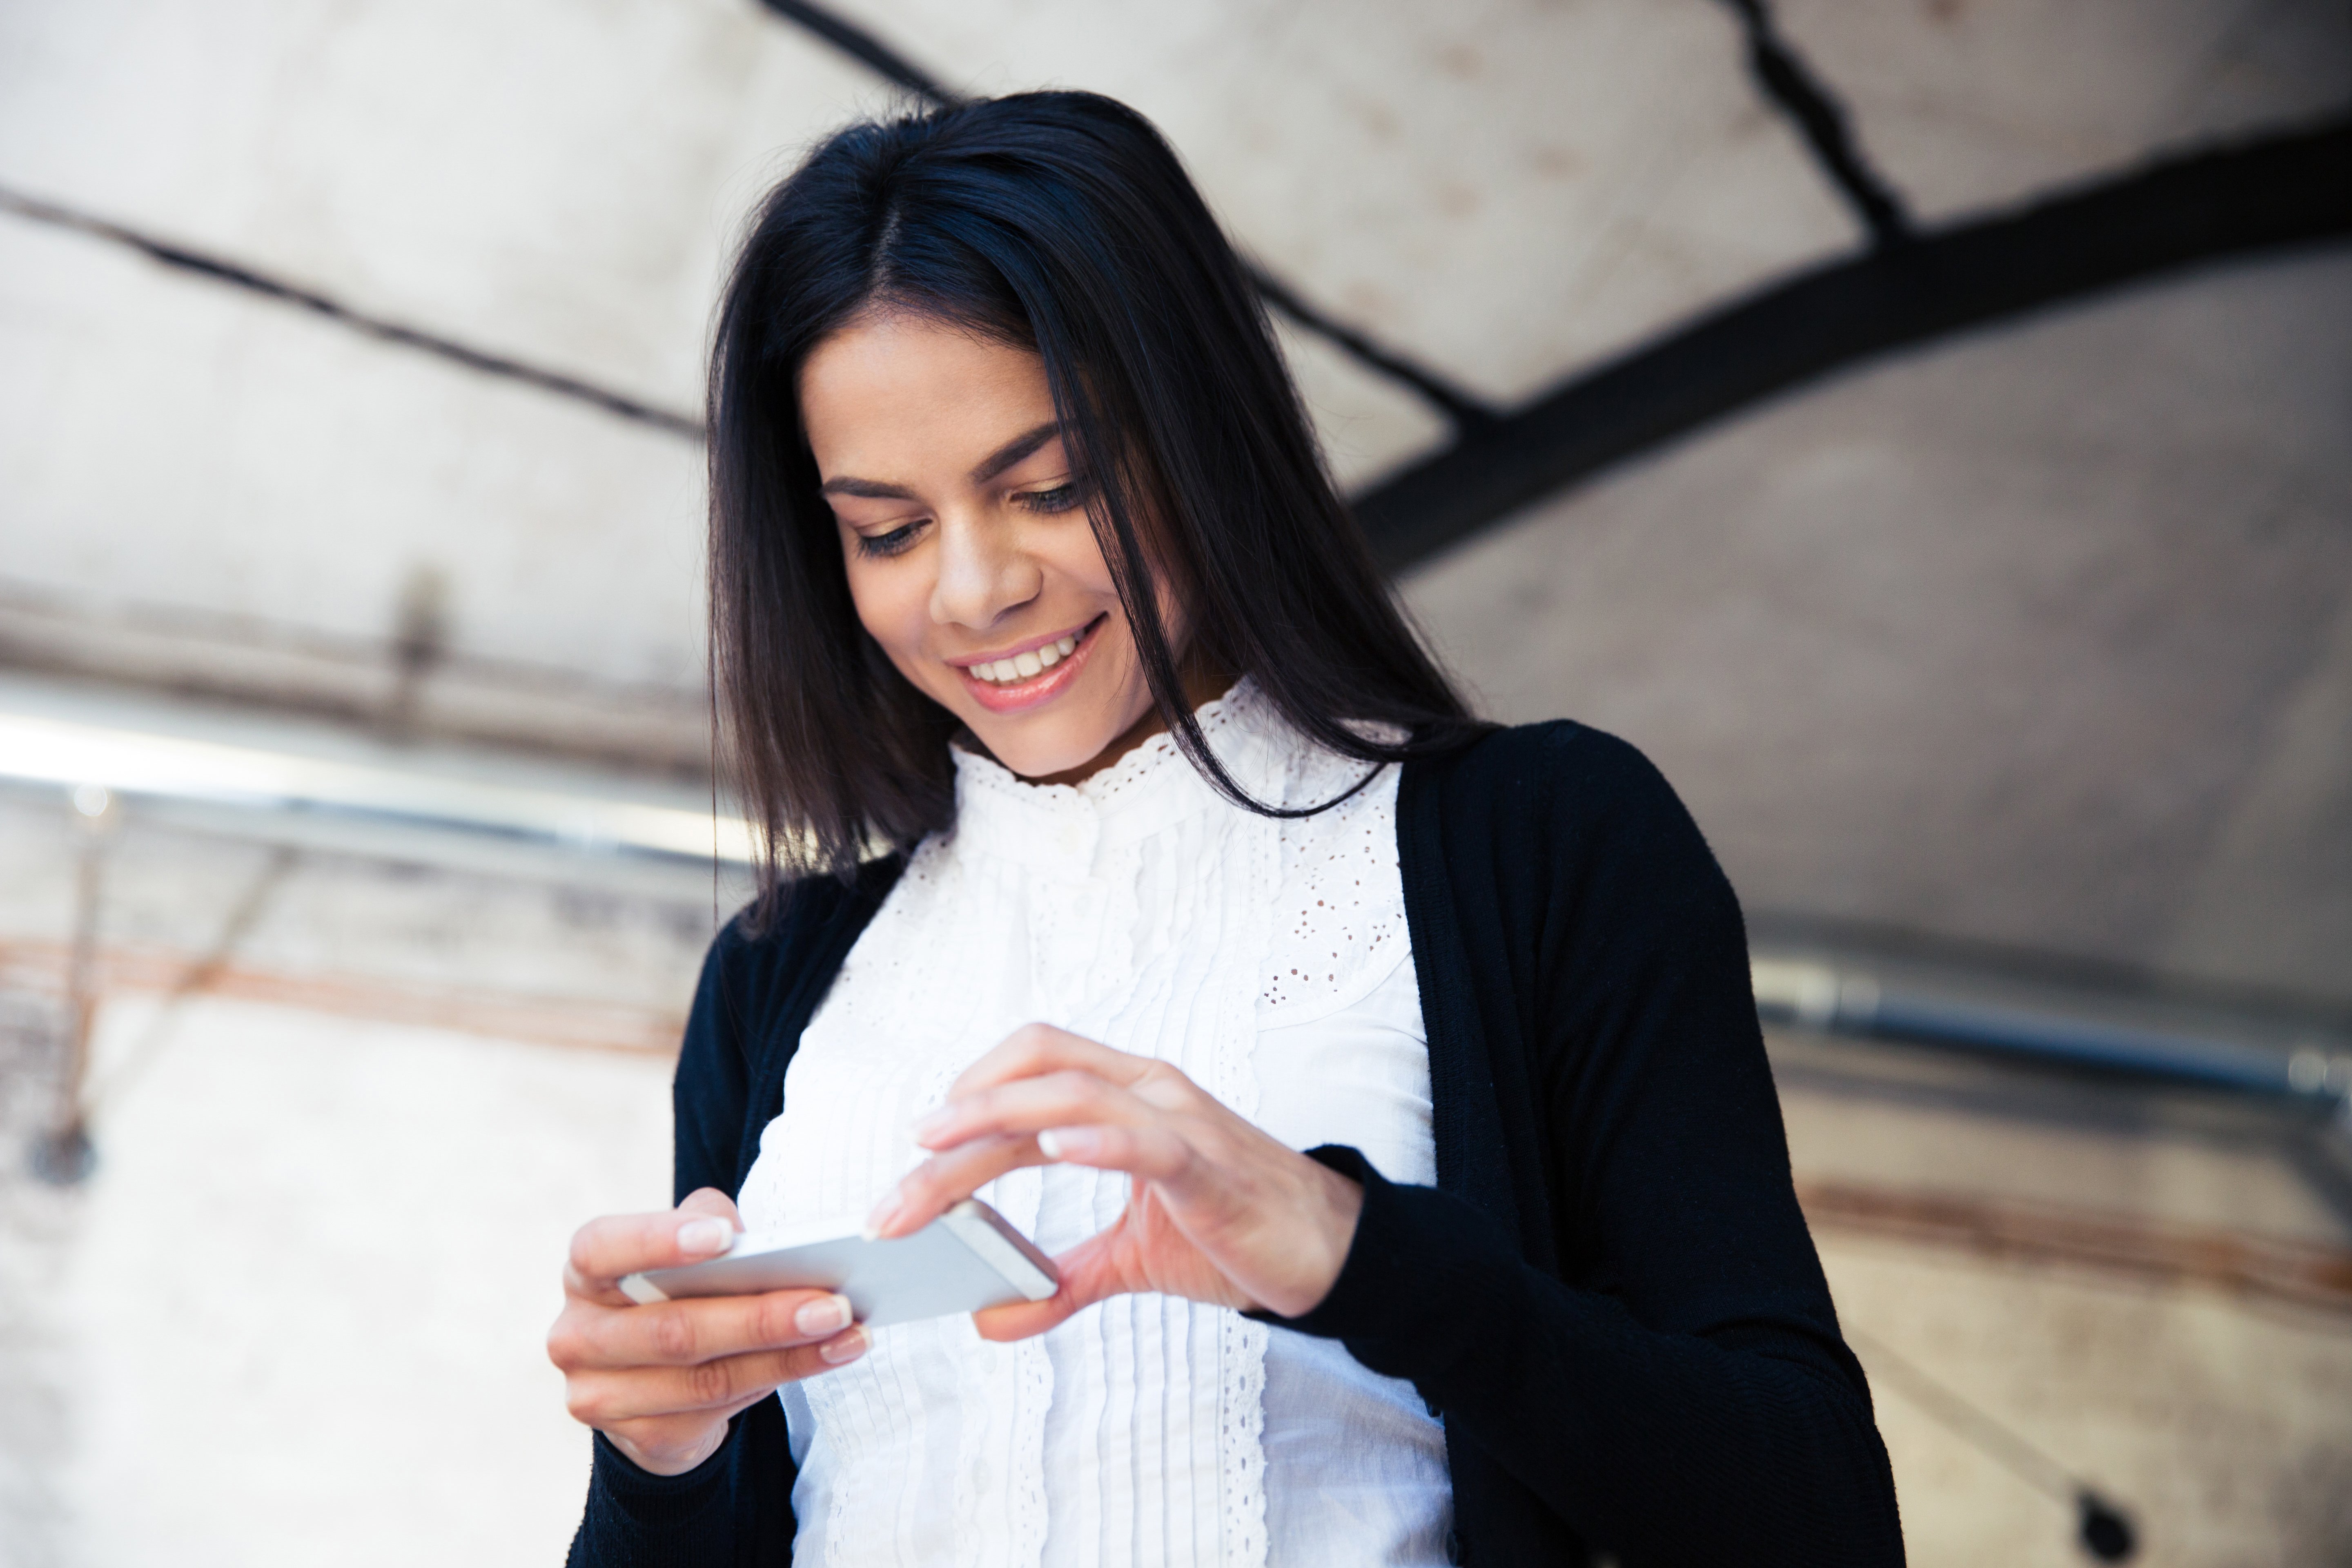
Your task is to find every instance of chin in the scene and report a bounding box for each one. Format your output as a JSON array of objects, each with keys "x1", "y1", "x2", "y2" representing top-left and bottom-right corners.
[{"x1": 974, "y1": 714, "x2": 1130, "y2": 780}]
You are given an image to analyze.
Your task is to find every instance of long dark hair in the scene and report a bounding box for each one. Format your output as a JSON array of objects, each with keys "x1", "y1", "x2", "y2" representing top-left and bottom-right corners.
[{"x1": 710, "y1": 90, "x2": 1481, "y2": 911}]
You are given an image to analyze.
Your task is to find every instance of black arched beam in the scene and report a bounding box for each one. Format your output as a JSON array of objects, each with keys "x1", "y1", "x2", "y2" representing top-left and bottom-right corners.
[
  {"x1": 1355, "y1": 116, "x2": 2352, "y2": 573},
  {"x1": 4, "y1": 108, "x2": 2342, "y2": 560}
]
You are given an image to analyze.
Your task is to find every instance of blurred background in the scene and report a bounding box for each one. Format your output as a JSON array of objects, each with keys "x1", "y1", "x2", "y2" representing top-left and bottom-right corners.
[{"x1": 1, "y1": 1, "x2": 2348, "y2": 1563}]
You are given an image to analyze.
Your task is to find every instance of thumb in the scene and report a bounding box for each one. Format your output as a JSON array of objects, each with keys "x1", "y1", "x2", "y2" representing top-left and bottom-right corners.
[
  {"x1": 972, "y1": 1227, "x2": 1124, "y2": 1343},
  {"x1": 669, "y1": 1187, "x2": 743, "y2": 1261},
  {"x1": 678, "y1": 1187, "x2": 744, "y2": 1227}
]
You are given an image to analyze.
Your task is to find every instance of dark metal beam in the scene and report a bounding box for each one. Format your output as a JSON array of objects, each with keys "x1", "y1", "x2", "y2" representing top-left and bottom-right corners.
[
  {"x1": 1241, "y1": 267, "x2": 1499, "y2": 431},
  {"x1": 757, "y1": 0, "x2": 956, "y2": 102},
  {"x1": 750, "y1": 0, "x2": 1501, "y2": 430},
  {"x1": 1355, "y1": 117, "x2": 2352, "y2": 572},
  {"x1": 0, "y1": 185, "x2": 704, "y2": 440},
  {"x1": 1719, "y1": 0, "x2": 1913, "y2": 247}
]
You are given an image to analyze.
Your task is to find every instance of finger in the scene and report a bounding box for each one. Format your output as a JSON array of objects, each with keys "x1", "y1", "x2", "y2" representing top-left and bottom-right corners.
[
  {"x1": 914, "y1": 1069, "x2": 1156, "y2": 1152},
  {"x1": 971, "y1": 1291, "x2": 1084, "y2": 1341},
  {"x1": 880, "y1": 1111, "x2": 1202, "y2": 1240},
  {"x1": 564, "y1": 1206, "x2": 743, "y2": 1299},
  {"x1": 1032, "y1": 1123, "x2": 1197, "y2": 1187},
  {"x1": 550, "y1": 1287, "x2": 856, "y2": 1372},
  {"x1": 869, "y1": 1131, "x2": 1049, "y2": 1238},
  {"x1": 949, "y1": 1023, "x2": 1156, "y2": 1100},
  {"x1": 564, "y1": 1330, "x2": 868, "y2": 1425},
  {"x1": 678, "y1": 1187, "x2": 743, "y2": 1227},
  {"x1": 972, "y1": 1229, "x2": 1126, "y2": 1343}
]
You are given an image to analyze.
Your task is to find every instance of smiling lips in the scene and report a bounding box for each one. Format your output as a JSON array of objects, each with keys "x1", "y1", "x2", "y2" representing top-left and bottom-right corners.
[
  {"x1": 955, "y1": 617, "x2": 1103, "y2": 713},
  {"x1": 967, "y1": 632, "x2": 1079, "y2": 684}
]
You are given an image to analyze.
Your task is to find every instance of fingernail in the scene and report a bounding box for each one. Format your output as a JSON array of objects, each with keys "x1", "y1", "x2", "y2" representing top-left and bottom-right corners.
[
  {"x1": 677, "y1": 1218, "x2": 735, "y2": 1258},
  {"x1": 1036, "y1": 1128, "x2": 1065, "y2": 1159},
  {"x1": 795, "y1": 1294, "x2": 851, "y2": 1338},
  {"x1": 819, "y1": 1326, "x2": 869, "y2": 1365},
  {"x1": 911, "y1": 1107, "x2": 952, "y2": 1142},
  {"x1": 862, "y1": 1197, "x2": 902, "y2": 1242}
]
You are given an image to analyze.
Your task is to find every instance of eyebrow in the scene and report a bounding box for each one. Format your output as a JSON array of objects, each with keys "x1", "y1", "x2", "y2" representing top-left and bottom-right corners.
[
  {"x1": 818, "y1": 475, "x2": 918, "y2": 500},
  {"x1": 969, "y1": 421, "x2": 1062, "y2": 483},
  {"x1": 817, "y1": 421, "x2": 1063, "y2": 500}
]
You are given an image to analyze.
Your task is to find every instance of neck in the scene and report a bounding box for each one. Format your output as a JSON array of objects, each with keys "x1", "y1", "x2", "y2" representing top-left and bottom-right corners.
[{"x1": 1031, "y1": 656, "x2": 1234, "y2": 789}]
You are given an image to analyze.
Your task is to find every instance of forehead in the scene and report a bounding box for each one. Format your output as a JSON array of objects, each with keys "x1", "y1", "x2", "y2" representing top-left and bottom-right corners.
[{"x1": 799, "y1": 314, "x2": 1055, "y2": 475}]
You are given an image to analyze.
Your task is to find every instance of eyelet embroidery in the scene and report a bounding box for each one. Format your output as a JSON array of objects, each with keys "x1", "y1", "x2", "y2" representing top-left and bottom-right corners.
[{"x1": 741, "y1": 677, "x2": 1417, "y2": 1567}]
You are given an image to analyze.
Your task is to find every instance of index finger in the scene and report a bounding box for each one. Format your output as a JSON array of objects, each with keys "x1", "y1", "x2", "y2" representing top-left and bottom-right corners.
[
  {"x1": 580, "y1": 1285, "x2": 858, "y2": 1367},
  {"x1": 951, "y1": 1023, "x2": 1152, "y2": 1100},
  {"x1": 565, "y1": 1207, "x2": 740, "y2": 1297}
]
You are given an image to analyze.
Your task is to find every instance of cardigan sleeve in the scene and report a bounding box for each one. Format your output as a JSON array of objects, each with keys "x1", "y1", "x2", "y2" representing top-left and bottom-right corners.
[
  {"x1": 568, "y1": 862, "x2": 902, "y2": 1568},
  {"x1": 568, "y1": 920, "x2": 788, "y2": 1568},
  {"x1": 1278, "y1": 727, "x2": 1905, "y2": 1566}
]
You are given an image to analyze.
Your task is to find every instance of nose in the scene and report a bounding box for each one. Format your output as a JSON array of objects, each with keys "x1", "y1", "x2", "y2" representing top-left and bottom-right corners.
[{"x1": 929, "y1": 510, "x2": 1042, "y2": 632}]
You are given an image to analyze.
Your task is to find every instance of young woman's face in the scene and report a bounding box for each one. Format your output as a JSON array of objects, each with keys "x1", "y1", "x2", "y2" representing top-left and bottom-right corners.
[{"x1": 800, "y1": 313, "x2": 1168, "y2": 782}]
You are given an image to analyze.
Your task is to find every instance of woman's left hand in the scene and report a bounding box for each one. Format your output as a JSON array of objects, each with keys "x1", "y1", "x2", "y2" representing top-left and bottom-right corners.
[{"x1": 867, "y1": 1023, "x2": 1364, "y2": 1339}]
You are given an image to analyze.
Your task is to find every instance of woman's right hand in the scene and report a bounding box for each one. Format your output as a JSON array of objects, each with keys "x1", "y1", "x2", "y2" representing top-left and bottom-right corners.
[{"x1": 547, "y1": 1186, "x2": 869, "y2": 1476}]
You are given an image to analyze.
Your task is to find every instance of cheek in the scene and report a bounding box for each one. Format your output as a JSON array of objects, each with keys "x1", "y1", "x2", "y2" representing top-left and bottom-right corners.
[
  {"x1": 1070, "y1": 508, "x2": 1187, "y2": 657},
  {"x1": 842, "y1": 555, "x2": 929, "y2": 672},
  {"x1": 1050, "y1": 511, "x2": 1120, "y2": 599}
]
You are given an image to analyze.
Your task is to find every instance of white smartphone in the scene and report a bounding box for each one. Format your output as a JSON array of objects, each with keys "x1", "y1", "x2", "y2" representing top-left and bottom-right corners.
[{"x1": 618, "y1": 1198, "x2": 1059, "y2": 1328}]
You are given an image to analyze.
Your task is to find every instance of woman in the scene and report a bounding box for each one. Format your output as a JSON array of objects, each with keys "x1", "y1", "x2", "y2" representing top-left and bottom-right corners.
[{"x1": 553, "y1": 91, "x2": 1903, "y2": 1567}]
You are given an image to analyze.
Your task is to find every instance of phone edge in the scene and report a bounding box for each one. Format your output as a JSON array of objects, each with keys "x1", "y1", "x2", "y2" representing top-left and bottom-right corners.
[{"x1": 940, "y1": 1200, "x2": 1059, "y2": 1300}]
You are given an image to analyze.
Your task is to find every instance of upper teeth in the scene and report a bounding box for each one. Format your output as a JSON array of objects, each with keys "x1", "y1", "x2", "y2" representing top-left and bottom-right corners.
[{"x1": 970, "y1": 635, "x2": 1078, "y2": 683}]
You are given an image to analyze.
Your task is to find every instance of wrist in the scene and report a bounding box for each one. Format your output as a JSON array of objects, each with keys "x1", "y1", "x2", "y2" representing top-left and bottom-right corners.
[
  {"x1": 1260, "y1": 1154, "x2": 1363, "y2": 1318},
  {"x1": 604, "y1": 1418, "x2": 731, "y2": 1479},
  {"x1": 1313, "y1": 1159, "x2": 1367, "y2": 1303}
]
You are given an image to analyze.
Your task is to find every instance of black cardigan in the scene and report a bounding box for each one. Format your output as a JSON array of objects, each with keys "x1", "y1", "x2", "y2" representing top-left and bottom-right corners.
[{"x1": 570, "y1": 722, "x2": 1906, "y2": 1566}]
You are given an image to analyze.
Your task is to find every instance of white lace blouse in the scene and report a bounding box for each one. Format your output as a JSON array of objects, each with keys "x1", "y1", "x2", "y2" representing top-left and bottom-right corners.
[{"x1": 735, "y1": 681, "x2": 1451, "y2": 1567}]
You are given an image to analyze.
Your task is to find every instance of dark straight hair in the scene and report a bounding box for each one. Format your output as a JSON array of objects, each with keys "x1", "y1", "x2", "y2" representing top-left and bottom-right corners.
[{"x1": 709, "y1": 90, "x2": 1483, "y2": 913}]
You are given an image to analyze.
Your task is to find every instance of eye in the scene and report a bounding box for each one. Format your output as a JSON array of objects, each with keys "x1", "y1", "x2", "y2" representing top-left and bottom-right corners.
[
  {"x1": 854, "y1": 520, "x2": 927, "y2": 559},
  {"x1": 1014, "y1": 483, "x2": 1082, "y2": 515}
]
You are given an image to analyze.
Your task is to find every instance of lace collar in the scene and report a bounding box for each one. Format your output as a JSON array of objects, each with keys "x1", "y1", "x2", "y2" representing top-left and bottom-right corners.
[{"x1": 947, "y1": 677, "x2": 1296, "y2": 872}]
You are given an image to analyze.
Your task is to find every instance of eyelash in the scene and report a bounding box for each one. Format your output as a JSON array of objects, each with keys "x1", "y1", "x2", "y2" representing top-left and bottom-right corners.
[
  {"x1": 855, "y1": 522, "x2": 924, "y2": 559},
  {"x1": 1016, "y1": 483, "x2": 1082, "y2": 514},
  {"x1": 851, "y1": 485, "x2": 1082, "y2": 558}
]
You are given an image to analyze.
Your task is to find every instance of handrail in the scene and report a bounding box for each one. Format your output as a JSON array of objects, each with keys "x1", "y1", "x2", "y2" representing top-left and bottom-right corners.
[
  {"x1": 0, "y1": 710, "x2": 755, "y2": 865},
  {"x1": 7, "y1": 696, "x2": 2344, "y2": 1119},
  {"x1": 1753, "y1": 955, "x2": 2352, "y2": 1118}
]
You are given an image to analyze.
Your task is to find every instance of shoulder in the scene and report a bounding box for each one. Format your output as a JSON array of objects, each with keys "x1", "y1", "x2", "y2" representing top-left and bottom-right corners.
[
  {"x1": 1407, "y1": 719, "x2": 1693, "y2": 836},
  {"x1": 1404, "y1": 720, "x2": 1731, "y2": 910},
  {"x1": 695, "y1": 855, "x2": 909, "y2": 1027}
]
